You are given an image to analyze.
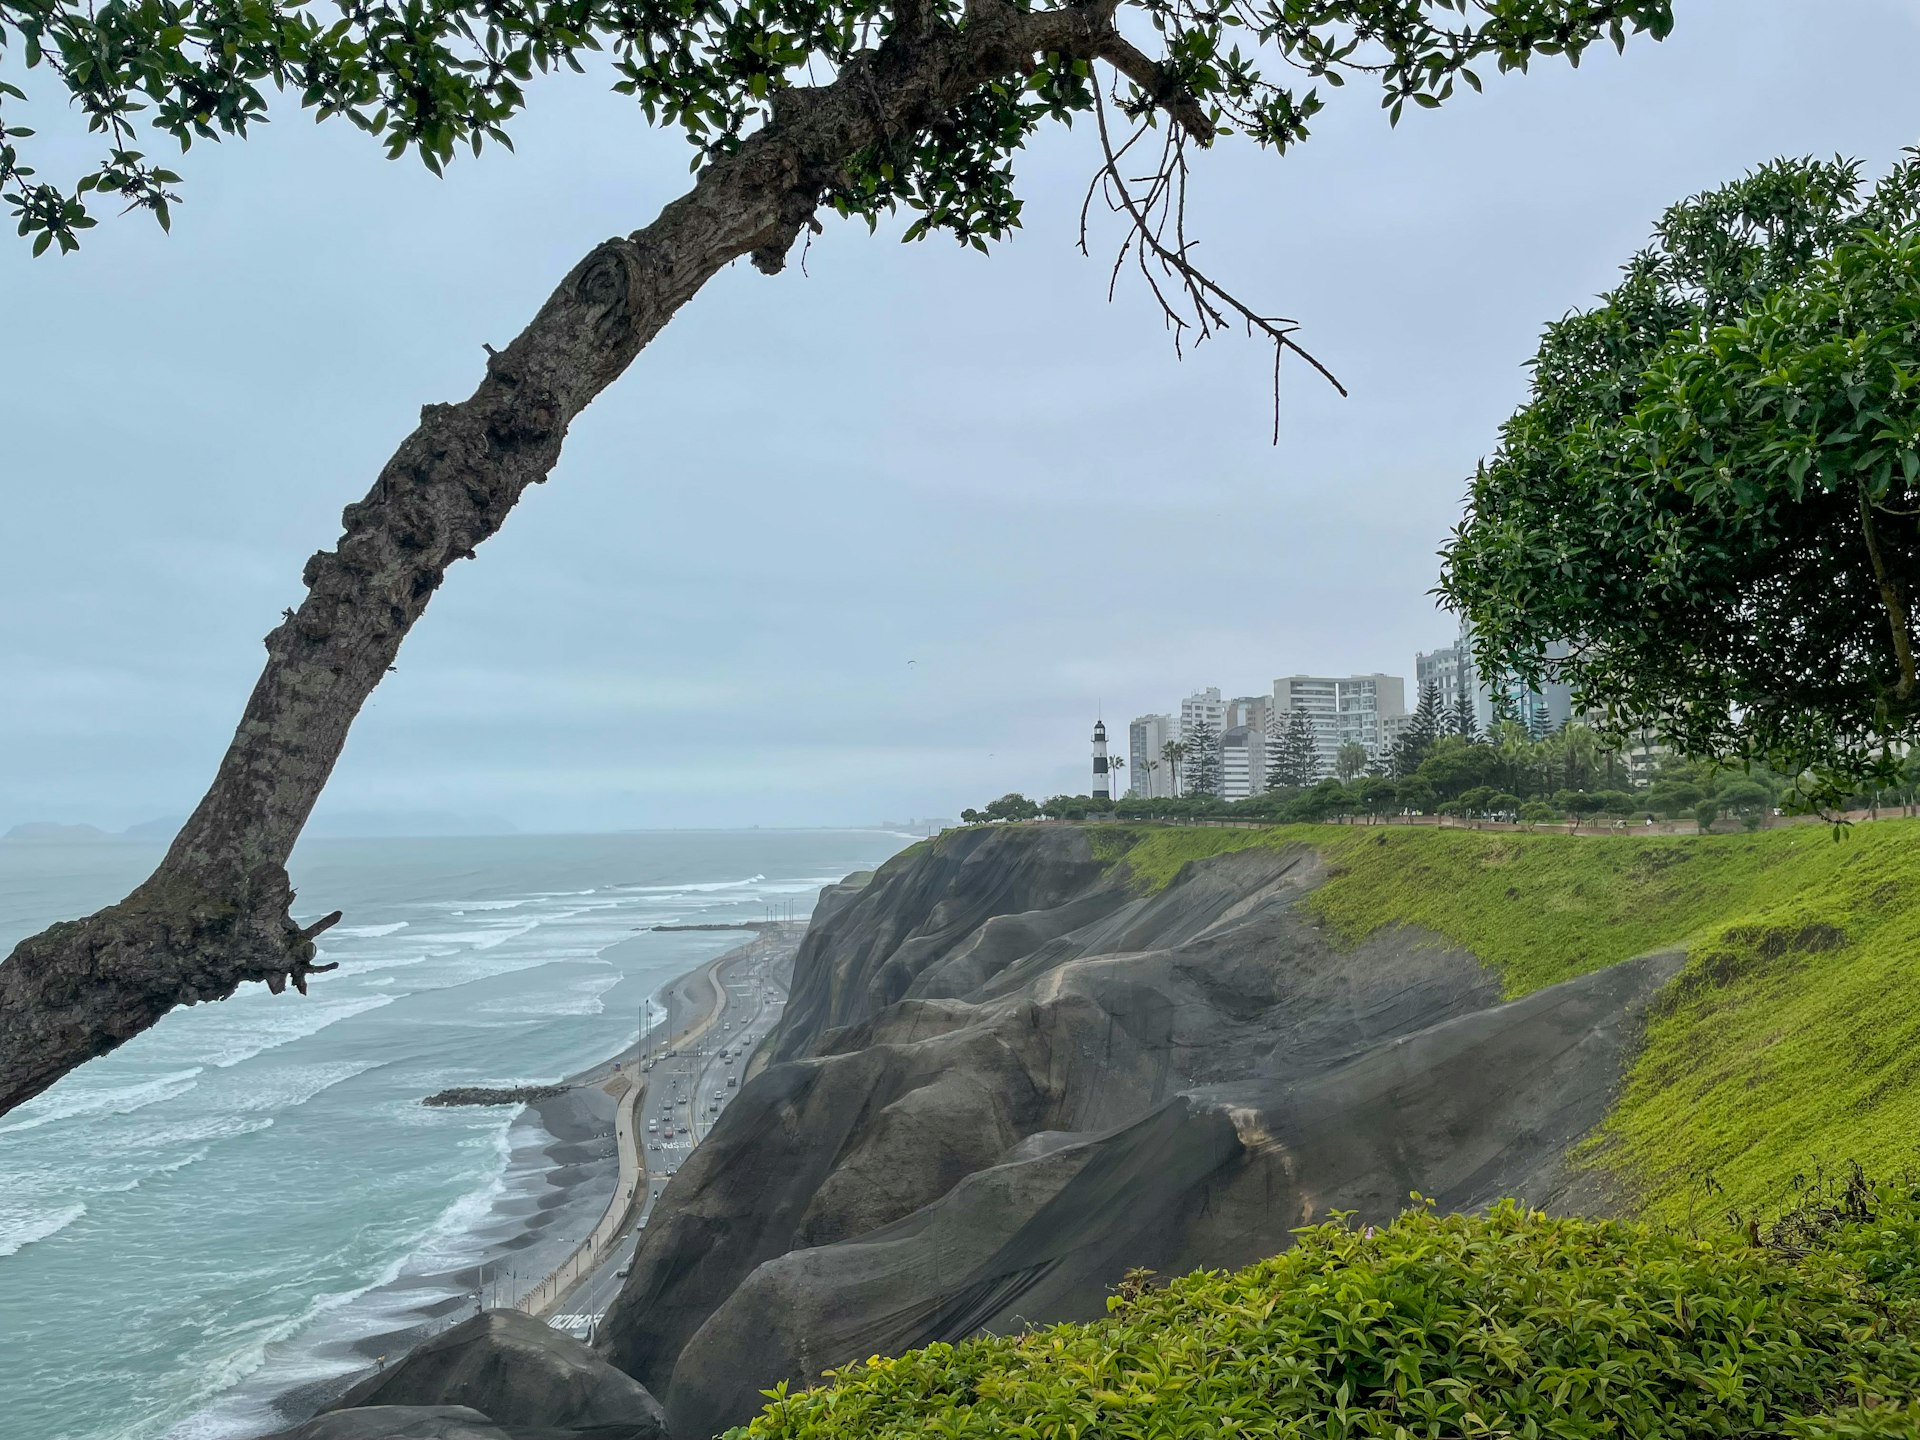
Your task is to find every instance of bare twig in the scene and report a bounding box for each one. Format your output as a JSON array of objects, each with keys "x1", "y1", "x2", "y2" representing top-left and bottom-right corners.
[{"x1": 1084, "y1": 77, "x2": 1346, "y2": 443}]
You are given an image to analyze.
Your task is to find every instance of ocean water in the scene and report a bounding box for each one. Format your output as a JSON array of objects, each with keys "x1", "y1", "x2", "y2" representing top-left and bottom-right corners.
[{"x1": 0, "y1": 830, "x2": 907, "y2": 1440}]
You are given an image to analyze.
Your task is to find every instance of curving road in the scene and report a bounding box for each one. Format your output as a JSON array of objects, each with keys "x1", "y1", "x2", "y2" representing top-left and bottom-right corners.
[{"x1": 535, "y1": 925, "x2": 797, "y2": 1337}]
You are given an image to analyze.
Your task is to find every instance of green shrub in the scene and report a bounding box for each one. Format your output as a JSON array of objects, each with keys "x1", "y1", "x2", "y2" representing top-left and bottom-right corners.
[{"x1": 729, "y1": 1190, "x2": 1920, "y2": 1439}]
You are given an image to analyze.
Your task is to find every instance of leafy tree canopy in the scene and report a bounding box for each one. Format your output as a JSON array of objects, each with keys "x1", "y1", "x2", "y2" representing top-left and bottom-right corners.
[
  {"x1": 3, "y1": 0, "x2": 1675, "y2": 255},
  {"x1": 1442, "y1": 154, "x2": 1920, "y2": 810},
  {"x1": 961, "y1": 791, "x2": 1041, "y2": 822}
]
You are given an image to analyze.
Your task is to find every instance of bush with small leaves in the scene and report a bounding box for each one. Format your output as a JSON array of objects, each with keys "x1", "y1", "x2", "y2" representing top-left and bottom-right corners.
[{"x1": 729, "y1": 1188, "x2": 1920, "y2": 1440}]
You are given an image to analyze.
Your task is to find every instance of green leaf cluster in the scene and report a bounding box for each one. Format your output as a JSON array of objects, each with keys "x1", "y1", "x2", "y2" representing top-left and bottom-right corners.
[
  {"x1": 2, "y1": 0, "x2": 1675, "y2": 251},
  {"x1": 727, "y1": 1190, "x2": 1920, "y2": 1439},
  {"x1": 1442, "y1": 154, "x2": 1920, "y2": 810}
]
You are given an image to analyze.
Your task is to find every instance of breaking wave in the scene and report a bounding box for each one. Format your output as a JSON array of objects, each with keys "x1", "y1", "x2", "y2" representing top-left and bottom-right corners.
[{"x1": 0, "y1": 1200, "x2": 86, "y2": 1258}]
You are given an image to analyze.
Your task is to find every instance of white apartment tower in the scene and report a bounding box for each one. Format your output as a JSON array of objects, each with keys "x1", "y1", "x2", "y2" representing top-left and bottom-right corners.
[
  {"x1": 1127, "y1": 714, "x2": 1176, "y2": 798},
  {"x1": 1273, "y1": 673, "x2": 1407, "y2": 777},
  {"x1": 1219, "y1": 725, "x2": 1266, "y2": 800},
  {"x1": 1179, "y1": 687, "x2": 1226, "y2": 738},
  {"x1": 1415, "y1": 641, "x2": 1473, "y2": 716}
]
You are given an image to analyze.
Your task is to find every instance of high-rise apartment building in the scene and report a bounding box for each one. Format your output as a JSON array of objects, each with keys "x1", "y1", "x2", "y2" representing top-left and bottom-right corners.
[
  {"x1": 1457, "y1": 619, "x2": 1573, "y2": 737},
  {"x1": 1273, "y1": 673, "x2": 1407, "y2": 777},
  {"x1": 1127, "y1": 714, "x2": 1177, "y2": 798},
  {"x1": 1219, "y1": 725, "x2": 1266, "y2": 800},
  {"x1": 1179, "y1": 687, "x2": 1225, "y2": 739},
  {"x1": 1415, "y1": 641, "x2": 1474, "y2": 716},
  {"x1": 1225, "y1": 695, "x2": 1272, "y2": 735}
]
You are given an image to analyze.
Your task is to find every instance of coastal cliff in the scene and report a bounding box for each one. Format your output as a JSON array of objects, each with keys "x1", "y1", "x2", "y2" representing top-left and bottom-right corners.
[{"x1": 597, "y1": 823, "x2": 1686, "y2": 1437}]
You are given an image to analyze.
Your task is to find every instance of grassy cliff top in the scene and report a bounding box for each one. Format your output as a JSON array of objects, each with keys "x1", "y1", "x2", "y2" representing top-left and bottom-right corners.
[
  {"x1": 1087, "y1": 820, "x2": 1920, "y2": 1222},
  {"x1": 730, "y1": 1184, "x2": 1920, "y2": 1440},
  {"x1": 732, "y1": 822, "x2": 1920, "y2": 1437}
]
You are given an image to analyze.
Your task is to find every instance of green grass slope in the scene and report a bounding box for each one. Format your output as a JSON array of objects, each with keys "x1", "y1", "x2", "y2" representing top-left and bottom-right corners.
[
  {"x1": 1086, "y1": 820, "x2": 1920, "y2": 1222},
  {"x1": 729, "y1": 1187, "x2": 1920, "y2": 1439}
]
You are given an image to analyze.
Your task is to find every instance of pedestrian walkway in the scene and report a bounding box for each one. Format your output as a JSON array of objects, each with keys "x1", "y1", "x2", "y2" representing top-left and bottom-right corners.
[{"x1": 516, "y1": 947, "x2": 742, "y2": 1320}]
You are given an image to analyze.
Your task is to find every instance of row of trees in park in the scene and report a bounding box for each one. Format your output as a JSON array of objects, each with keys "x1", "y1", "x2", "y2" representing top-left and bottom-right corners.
[
  {"x1": 1134, "y1": 681, "x2": 1552, "y2": 805},
  {"x1": 963, "y1": 692, "x2": 1920, "y2": 832}
]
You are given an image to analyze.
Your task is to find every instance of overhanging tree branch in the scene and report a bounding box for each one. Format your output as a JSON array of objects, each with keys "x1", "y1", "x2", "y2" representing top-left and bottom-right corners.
[
  {"x1": 0, "y1": 0, "x2": 1681, "y2": 1116},
  {"x1": 1095, "y1": 33, "x2": 1217, "y2": 144},
  {"x1": 0, "y1": 0, "x2": 1129, "y2": 1117}
]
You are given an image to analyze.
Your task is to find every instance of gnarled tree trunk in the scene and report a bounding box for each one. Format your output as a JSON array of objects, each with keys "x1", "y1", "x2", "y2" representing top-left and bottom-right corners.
[{"x1": 0, "y1": 0, "x2": 1170, "y2": 1115}]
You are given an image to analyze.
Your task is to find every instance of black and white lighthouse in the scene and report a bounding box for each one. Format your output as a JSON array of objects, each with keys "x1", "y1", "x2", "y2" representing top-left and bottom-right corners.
[{"x1": 1092, "y1": 720, "x2": 1110, "y2": 804}]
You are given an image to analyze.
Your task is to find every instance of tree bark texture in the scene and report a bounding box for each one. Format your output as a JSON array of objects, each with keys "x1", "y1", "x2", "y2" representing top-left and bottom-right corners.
[{"x1": 0, "y1": 0, "x2": 1136, "y2": 1115}]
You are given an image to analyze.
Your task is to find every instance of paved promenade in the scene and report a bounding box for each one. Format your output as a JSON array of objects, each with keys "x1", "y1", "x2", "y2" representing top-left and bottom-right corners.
[{"x1": 519, "y1": 927, "x2": 796, "y2": 1323}]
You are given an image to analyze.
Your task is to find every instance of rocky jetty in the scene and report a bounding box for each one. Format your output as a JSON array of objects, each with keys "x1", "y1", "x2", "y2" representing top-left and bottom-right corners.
[
  {"x1": 422, "y1": 1085, "x2": 570, "y2": 1108},
  {"x1": 596, "y1": 825, "x2": 1679, "y2": 1437}
]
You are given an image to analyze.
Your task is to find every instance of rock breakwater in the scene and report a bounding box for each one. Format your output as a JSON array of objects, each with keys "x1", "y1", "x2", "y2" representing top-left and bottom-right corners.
[{"x1": 421, "y1": 1085, "x2": 570, "y2": 1108}]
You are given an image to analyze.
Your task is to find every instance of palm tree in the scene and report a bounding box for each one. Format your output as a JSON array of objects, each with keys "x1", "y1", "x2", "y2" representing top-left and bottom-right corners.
[
  {"x1": 1556, "y1": 722, "x2": 1600, "y2": 792},
  {"x1": 1161, "y1": 738, "x2": 1186, "y2": 796},
  {"x1": 1491, "y1": 720, "x2": 1533, "y2": 796},
  {"x1": 1335, "y1": 741, "x2": 1369, "y2": 784},
  {"x1": 1106, "y1": 754, "x2": 1125, "y2": 799}
]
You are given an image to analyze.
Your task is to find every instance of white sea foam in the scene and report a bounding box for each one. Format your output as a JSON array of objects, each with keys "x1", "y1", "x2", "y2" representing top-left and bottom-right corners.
[
  {"x1": 122, "y1": 1113, "x2": 277, "y2": 1155},
  {"x1": 759, "y1": 874, "x2": 853, "y2": 894},
  {"x1": 204, "y1": 994, "x2": 395, "y2": 1070},
  {"x1": 393, "y1": 1118, "x2": 518, "y2": 1273},
  {"x1": 401, "y1": 916, "x2": 544, "y2": 951},
  {"x1": 336, "y1": 951, "x2": 429, "y2": 977},
  {"x1": 225, "y1": 1059, "x2": 382, "y2": 1115},
  {"x1": 476, "y1": 971, "x2": 623, "y2": 1018},
  {"x1": 618, "y1": 873, "x2": 767, "y2": 893},
  {"x1": 0, "y1": 1199, "x2": 87, "y2": 1257},
  {"x1": 434, "y1": 898, "x2": 528, "y2": 912},
  {"x1": 329, "y1": 921, "x2": 410, "y2": 938},
  {"x1": 95, "y1": 1146, "x2": 214, "y2": 1195},
  {"x1": 469, "y1": 919, "x2": 540, "y2": 950},
  {"x1": 157, "y1": 1252, "x2": 433, "y2": 1440},
  {"x1": 0, "y1": 1067, "x2": 205, "y2": 1136},
  {"x1": 163, "y1": 1120, "x2": 523, "y2": 1440}
]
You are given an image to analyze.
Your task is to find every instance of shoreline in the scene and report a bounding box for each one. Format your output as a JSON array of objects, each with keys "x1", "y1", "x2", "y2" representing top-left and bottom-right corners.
[{"x1": 260, "y1": 922, "x2": 804, "y2": 1433}]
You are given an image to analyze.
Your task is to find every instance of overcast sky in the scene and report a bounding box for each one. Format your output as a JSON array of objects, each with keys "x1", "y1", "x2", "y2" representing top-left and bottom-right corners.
[{"x1": 3, "y1": 0, "x2": 1917, "y2": 833}]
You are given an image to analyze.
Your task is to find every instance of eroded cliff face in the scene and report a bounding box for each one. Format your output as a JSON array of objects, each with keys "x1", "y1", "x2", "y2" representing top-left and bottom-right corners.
[{"x1": 598, "y1": 826, "x2": 1677, "y2": 1439}]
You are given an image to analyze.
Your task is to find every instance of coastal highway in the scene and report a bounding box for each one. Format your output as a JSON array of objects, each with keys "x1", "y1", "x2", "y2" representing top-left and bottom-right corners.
[{"x1": 538, "y1": 927, "x2": 796, "y2": 1338}]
